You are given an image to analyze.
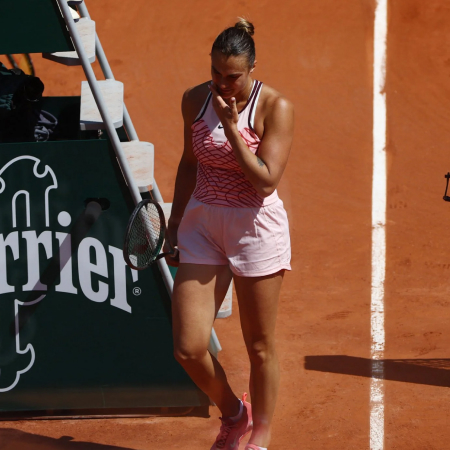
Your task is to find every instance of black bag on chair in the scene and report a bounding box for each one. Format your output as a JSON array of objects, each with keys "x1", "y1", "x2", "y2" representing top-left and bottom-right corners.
[{"x1": 0, "y1": 62, "x2": 57, "y2": 142}]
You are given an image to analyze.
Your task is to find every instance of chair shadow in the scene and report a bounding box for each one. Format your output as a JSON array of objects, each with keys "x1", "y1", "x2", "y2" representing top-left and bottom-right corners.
[
  {"x1": 0, "y1": 428, "x2": 136, "y2": 450},
  {"x1": 304, "y1": 355, "x2": 450, "y2": 387}
]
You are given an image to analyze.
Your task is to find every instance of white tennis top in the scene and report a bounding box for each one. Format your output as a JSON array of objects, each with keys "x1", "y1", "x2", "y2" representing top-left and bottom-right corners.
[{"x1": 191, "y1": 80, "x2": 279, "y2": 208}]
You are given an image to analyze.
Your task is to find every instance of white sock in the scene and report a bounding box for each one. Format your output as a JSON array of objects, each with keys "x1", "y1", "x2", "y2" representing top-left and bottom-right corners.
[{"x1": 229, "y1": 399, "x2": 243, "y2": 422}]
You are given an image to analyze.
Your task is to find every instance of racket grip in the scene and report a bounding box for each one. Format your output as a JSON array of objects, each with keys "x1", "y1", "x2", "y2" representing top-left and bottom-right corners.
[{"x1": 156, "y1": 247, "x2": 179, "y2": 266}]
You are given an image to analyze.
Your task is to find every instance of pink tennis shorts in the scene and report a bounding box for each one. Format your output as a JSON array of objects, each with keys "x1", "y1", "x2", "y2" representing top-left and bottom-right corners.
[{"x1": 177, "y1": 197, "x2": 291, "y2": 277}]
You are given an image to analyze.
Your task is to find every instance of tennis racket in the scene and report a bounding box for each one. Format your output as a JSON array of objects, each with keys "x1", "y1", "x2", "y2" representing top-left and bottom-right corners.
[
  {"x1": 444, "y1": 172, "x2": 450, "y2": 202},
  {"x1": 123, "y1": 199, "x2": 178, "y2": 270},
  {"x1": 6, "y1": 54, "x2": 35, "y2": 76}
]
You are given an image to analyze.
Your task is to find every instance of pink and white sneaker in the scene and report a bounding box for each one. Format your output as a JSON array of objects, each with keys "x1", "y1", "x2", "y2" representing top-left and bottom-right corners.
[
  {"x1": 245, "y1": 445, "x2": 267, "y2": 450},
  {"x1": 210, "y1": 393, "x2": 253, "y2": 450}
]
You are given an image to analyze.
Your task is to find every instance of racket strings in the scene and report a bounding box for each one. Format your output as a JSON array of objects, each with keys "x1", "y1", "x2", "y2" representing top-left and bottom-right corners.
[{"x1": 128, "y1": 202, "x2": 163, "y2": 268}]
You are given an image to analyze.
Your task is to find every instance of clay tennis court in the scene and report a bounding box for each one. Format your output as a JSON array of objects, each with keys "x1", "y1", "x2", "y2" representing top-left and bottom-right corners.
[{"x1": 1, "y1": 0, "x2": 450, "y2": 449}]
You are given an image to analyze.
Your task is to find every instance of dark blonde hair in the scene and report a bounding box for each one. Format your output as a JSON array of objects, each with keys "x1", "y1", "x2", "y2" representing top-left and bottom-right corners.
[{"x1": 211, "y1": 18, "x2": 256, "y2": 67}]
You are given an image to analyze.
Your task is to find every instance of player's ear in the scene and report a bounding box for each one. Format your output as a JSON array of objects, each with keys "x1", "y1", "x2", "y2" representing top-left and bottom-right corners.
[{"x1": 250, "y1": 60, "x2": 257, "y2": 73}]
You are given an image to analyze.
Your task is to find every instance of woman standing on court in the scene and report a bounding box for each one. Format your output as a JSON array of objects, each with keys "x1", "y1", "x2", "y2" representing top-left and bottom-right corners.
[{"x1": 166, "y1": 18, "x2": 294, "y2": 450}]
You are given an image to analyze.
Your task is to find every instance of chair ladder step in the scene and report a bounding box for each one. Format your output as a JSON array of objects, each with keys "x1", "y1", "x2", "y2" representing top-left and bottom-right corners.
[
  {"x1": 80, "y1": 79, "x2": 124, "y2": 130},
  {"x1": 122, "y1": 141, "x2": 155, "y2": 192},
  {"x1": 64, "y1": 5, "x2": 80, "y2": 22},
  {"x1": 42, "y1": 18, "x2": 95, "y2": 66},
  {"x1": 57, "y1": 0, "x2": 83, "y2": 21}
]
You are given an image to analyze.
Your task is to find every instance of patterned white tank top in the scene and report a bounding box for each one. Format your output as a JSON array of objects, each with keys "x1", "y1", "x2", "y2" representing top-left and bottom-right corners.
[{"x1": 191, "y1": 80, "x2": 279, "y2": 208}]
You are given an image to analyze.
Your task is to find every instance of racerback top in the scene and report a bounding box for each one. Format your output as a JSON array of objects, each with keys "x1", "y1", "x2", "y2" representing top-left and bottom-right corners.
[{"x1": 191, "y1": 80, "x2": 279, "y2": 208}]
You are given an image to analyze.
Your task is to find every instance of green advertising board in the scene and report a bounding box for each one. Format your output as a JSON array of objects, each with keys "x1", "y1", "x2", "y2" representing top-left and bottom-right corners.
[
  {"x1": 0, "y1": 123, "x2": 208, "y2": 415},
  {"x1": 0, "y1": 0, "x2": 74, "y2": 55}
]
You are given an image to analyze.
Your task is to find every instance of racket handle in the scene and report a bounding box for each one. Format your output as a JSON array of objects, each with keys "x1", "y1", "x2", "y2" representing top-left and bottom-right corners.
[{"x1": 156, "y1": 247, "x2": 179, "y2": 262}]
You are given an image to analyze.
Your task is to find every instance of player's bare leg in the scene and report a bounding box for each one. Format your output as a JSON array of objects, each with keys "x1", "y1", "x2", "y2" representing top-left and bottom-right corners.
[
  {"x1": 172, "y1": 263, "x2": 241, "y2": 418},
  {"x1": 234, "y1": 270, "x2": 284, "y2": 449}
]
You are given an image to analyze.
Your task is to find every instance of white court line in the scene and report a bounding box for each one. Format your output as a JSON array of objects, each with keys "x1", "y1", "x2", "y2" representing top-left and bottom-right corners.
[{"x1": 371, "y1": 1, "x2": 387, "y2": 449}]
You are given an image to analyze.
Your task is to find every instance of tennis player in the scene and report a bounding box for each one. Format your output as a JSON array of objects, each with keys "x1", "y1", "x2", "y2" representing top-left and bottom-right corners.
[{"x1": 167, "y1": 18, "x2": 294, "y2": 450}]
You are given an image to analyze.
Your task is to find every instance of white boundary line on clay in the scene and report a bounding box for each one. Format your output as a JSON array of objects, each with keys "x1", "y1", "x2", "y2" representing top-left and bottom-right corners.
[{"x1": 370, "y1": 1, "x2": 387, "y2": 449}]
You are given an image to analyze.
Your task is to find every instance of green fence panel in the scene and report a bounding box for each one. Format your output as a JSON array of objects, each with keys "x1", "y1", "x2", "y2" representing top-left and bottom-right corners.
[
  {"x1": 0, "y1": 0, "x2": 73, "y2": 55},
  {"x1": 0, "y1": 139, "x2": 208, "y2": 413}
]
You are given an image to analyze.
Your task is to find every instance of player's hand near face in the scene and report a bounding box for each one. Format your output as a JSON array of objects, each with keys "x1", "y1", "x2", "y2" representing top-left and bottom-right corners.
[{"x1": 209, "y1": 83, "x2": 239, "y2": 133}]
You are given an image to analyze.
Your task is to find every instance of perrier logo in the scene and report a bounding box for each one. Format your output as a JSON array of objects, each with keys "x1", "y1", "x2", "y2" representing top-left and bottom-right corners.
[{"x1": 0, "y1": 155, "x2": 138, "y2": 392}]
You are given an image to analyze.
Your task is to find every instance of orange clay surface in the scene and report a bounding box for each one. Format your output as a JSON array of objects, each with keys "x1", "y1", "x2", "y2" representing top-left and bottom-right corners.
[{"x1": 2, "y1": 0, "x2": 450, "y2": 449}]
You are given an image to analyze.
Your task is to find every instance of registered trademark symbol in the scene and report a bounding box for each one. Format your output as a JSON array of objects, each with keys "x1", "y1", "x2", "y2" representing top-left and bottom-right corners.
[{"x1": 133, "y1": 287, "x2": 142, "y2": 296}]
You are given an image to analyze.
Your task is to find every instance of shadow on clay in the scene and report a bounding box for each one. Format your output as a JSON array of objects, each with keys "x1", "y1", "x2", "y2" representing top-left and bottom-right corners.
[
  {"x1": 304, "y1": 355, "x2": 450, "y2": 388},
  {"x1": 0, "y1": 428, "x2": 135, "y2": 450}
]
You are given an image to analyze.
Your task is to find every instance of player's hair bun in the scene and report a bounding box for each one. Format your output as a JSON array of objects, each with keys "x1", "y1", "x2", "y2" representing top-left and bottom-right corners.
[
  {"x1": 235, "y1": 18, "x2": 255, "y2": 36},
  {"x1": 212, "y1": 18, "x2": 256, "y2": 66}
]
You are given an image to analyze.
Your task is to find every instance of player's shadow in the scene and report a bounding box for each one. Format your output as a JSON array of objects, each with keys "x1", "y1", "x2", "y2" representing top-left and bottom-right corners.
[
  {"x1": 304, "y1": 355, "x2": 450, "y2": 387},
  {"x1": 10, "y1": 201, "x2": 104, "y2": 337},
  {"x1": 0, "y1": 428, "x2": 135, "y2": 450}
]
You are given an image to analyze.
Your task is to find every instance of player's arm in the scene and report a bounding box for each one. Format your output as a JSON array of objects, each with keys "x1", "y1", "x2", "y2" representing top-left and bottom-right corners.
[
  {"x1": 229, "y1": 96, "x2": 294, "y2": 197},
  {"x1": 167, "y1": 86, "x2": 204, "y2": 244}
]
